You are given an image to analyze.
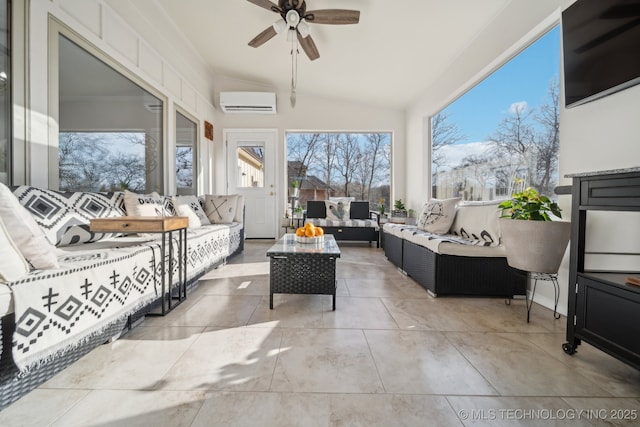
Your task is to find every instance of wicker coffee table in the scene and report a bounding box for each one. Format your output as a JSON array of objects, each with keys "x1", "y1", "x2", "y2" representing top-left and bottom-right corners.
[{"x1": 267, "y1": 234, "x2": 341, "y2": 310}]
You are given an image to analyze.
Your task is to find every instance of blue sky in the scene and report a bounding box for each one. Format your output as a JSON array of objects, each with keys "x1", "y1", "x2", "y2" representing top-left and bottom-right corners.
[{"x1": 441, "y1": 25, "x2": 561, "y2": 145}]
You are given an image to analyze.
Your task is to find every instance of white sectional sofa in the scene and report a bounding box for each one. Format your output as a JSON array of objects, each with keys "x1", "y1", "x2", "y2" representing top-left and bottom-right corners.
[
  {"x1": 383, "y1": 199, "x2": 526, "y2": 297},
  {"x1": 0, "y1": 185, "x2": 244, "y2": 409}
]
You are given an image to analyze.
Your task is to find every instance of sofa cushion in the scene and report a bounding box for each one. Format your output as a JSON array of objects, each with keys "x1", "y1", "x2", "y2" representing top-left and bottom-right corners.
[
  {"x1": 305, "y1": 218, "x2": 379, "y2": 230},
  {"x1": 11, "y1": 186, "x2": 126, "y2": 246},
  {"x1": 0, "y1": 216, "x2": 30, "y2": 282},
  {"x1": 173, "y1": 195, "x2": 210, "y2": 228},
  {"x1": 0, "y1": 183, "x2": 59, "y2": 269},
  {"x1": 401, "y1": 227, "x2": 506, "y2": 257},
  {"x1": 123, "y1": 190, "x2": 172, "y2": 217},
  {"x1": 383, "y1": 222, "x2": 413, "y2": 237},
  {"x1": 449, "y1": 200, "x2": 502, "y2": 247},
  {"x1": 325, "y1": 200, "x2": 350, "y2": 220},
  {"x1": 203, "y1": 194, "x2": 238, "y2": 224},
  {"x1": 417, "y1": 198, "x2": 459, "y2": 234}
]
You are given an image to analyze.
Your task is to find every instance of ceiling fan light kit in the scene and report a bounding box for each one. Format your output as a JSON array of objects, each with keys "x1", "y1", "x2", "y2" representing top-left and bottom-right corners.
[{"x1": 247, "y1": 0, "x2": 360, "y2": 107}]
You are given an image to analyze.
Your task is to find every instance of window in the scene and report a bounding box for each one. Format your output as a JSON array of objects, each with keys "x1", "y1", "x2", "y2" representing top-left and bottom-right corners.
[
  {"x1": 58, "y1": 34, "x2": 163, "y2": 192},
  {"x1": 0, "y1": 0, "x2": 10, "y2": 184},
  {"x1": 286, "y1": 132, "x2": 391, "y2": 213},
  {"x1": 175, "y1": 111, "x2": 197, "y2": 195},
  {"x1": 236, "y1": 143, "x2": 264, "y2": 188},
  {"x1": 431, "y1": 26, "x2": 560, "y2": 201}
]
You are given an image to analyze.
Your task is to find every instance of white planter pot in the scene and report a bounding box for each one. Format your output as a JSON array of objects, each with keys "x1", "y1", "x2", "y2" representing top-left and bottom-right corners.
[
  {"x1": 499, "y1": 218, "x2": 571, "y2": 274},
  {"x1": 289, "y1": 187, "x2": 300, "y2": 198}
]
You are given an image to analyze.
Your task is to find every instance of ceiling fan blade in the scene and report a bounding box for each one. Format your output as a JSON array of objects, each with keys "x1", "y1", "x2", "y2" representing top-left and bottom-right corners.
[
  {"x1": 297, "y1": 32, "x2": 320, "y2": 61},
  {"x1": 246, "y1": 0, "x2": 281, "y2": 13},
  {"x1": 304, "y1": 9, "x2": 360, "y2": 25},
  {"x1": 248, "y1": 25, "x2": 278, "y2": 48}
]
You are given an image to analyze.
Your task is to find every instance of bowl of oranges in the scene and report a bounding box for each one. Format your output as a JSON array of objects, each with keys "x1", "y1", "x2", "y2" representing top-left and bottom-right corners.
[{"x1": 294, "y1": 222, "x2": 324, "y2": 244}]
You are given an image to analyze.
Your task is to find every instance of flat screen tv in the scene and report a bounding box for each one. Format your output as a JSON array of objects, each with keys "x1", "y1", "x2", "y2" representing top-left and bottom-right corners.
[{"x1": 562, "y1": 0, "x2": 640, "y2": 107}]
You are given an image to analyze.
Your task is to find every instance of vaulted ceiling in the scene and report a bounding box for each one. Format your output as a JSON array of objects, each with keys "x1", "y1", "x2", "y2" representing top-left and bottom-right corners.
[{"x1": 111, "y1": 0, "x2": 559, "y2": 110}]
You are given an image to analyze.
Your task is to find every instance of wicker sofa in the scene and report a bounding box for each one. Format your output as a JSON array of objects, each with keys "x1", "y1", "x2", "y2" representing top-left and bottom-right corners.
[
  {"x1": 383, "y1": 200, "x2": 526, "y2": 298},
  {"x1": 0, "y1": 185, "x2": 244, "y2": 410},
  {"x1": 304, "y1": 200, "x2": 380, "y2": 247}
]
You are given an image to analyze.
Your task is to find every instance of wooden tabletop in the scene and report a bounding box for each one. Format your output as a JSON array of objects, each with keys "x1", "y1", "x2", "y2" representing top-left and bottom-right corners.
[{"x1": 90, "y1": 216, "x2": 189, "y2": 233}]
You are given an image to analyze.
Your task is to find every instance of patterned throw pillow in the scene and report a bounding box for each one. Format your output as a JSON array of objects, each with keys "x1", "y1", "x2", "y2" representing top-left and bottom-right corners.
[
  {"x1": 0, "y1": 216, "x2": 31, "y2": 281},
  {"x1": 172, "y1": 195, "x2": 210, "y2": 228},
  {"x1": 417, "y1": 198, "x2": 460, "y2": 234},
  {"x1": 123, "y1": 190, "x2": 171, "y2": 217},
  {"x1": 11, "y1": 185, "x2": 126, "y2": 247},
  {"x1": 450, "y1": 200, "x2": 502, "y2": 247},
  {"x1": 325, "y1": 200, "x2": 351, "y2": 220},
  {"x1": 0, "y1": 183, "x2": 59, "y2": 269},
  {"x1": 203, "y1": 195, "x2": 238, "y2": 224}
]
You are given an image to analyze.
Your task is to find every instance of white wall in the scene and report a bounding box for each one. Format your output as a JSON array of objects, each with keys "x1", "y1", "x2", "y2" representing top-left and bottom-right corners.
[{"x1": 212, "y1": 75, "x2": 405, "y2": 228}]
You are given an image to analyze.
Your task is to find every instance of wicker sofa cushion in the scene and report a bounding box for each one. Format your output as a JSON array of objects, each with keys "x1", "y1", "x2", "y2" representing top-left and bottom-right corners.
[{"x1": 305, "y1": 218, "x2": 379, "y2": 230}]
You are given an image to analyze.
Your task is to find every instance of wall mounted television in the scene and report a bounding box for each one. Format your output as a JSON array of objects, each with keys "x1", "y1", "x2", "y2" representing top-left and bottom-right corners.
[{"x1": 562, "y1": 0, "x2": 640, "y2": 108}]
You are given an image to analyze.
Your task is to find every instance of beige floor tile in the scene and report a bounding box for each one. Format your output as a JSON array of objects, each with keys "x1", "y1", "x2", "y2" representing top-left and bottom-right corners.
[
  {"x1": 447, "y1": 395, "x2": 587, "y2": 427},
  {"x1": 327, "y1": 393, "x2": 463, "y2": 427},
  {"x1": 191, "y1": 391, "x2": 331, "y2": 427},
  {"x1": 42, "y1": 326, "x2": 203, "y2": 390},
  {"x1": 0, "y1": 389, "x2": 90, "y2": 426},
  {"x1": 165, "y1": 295, "x2": 262, "y2": 327},
  {"x1": 447, "y1": 332, "x2": 612, "y2": 396},
  {"x1": 198, "y1": 274, "x2": 269, "y2": 296},
  {"x1": 160, "y1": 326, "x2": 283, "y2": 391},
  {"x1": 322, "y1": 296, "x2": 399, "y2": 329},
  {"x1": 524, "y1": 333, "x2": 640, "y2": 397},
  {"x1": 270, "y1": 328, "x2": 384, "y2": 393},
  {"x1": 561, "y1": 397, "x2": 640, "y2": 427},
  {"x1": 365, "y1": 329, "x2": 498, "y2": 395},
  {"x1": 381, "y1": 297, "x2": 486, "y2": 331},
  {"x1": 346, "y1": 277, "x2": 424, "y2": 298},
  {"x1": 247, "y1": 295, "x2": 325, "y2": 328},
  {"x1": 50, "y1": 390, "x2": 208, "y2": 427}
]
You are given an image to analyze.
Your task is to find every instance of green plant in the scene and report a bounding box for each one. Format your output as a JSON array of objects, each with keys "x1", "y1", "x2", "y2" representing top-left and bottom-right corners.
[
  {"x1": 408, "y1": 208, "x2": 416, "y2": 218},
  {"x1": 291, "y1": 180, "x2": 299, "y2": 188},
  {"x1": 394, "y1": 199, "x2": 405, "y2": 210},
  {"x1": 378, "y1": 197, "x2": 386, "y2": 215},
  {"x1": 498, "y1": 187, "x2": 562, "y2": 221}
]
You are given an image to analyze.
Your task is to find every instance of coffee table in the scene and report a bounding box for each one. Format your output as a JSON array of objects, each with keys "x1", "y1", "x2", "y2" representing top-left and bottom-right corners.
[{"x1": 266, "y1": 234, "x2": 341, "y2": 310}]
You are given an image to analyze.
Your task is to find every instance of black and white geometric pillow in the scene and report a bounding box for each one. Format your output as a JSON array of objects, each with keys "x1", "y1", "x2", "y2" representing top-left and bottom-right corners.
[
  {"x1": 173, "y1": 195, "x2": 210, "y2": 228},
  {"x1": 11, "y1": 186, "x2": 126, "y2": 247},
  {"x1": 203, "y1": 195, "x2": 238, "y2": 224}
]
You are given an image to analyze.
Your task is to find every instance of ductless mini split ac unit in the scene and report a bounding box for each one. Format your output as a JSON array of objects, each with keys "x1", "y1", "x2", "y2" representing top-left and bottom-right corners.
[{"x1": 219, "y1": 92, "x2": 277, "y2": 114}]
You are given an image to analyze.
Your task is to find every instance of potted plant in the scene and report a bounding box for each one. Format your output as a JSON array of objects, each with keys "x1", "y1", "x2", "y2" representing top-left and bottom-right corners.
[
  {"x1": 390, "y1": 198, "x2": 407, "y2": 223},
  {"x1": 498, "y1": 187, "x2": 570, "y2": 274},
  {"x1": 289, "y1": 180, "x2": 300, "y2": 198}
]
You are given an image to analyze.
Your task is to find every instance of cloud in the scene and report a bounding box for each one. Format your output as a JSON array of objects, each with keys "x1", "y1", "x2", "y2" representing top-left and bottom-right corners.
[
  {"x1": 508, "y1": 101, "x2": 528, "y2": 114},
  {"x1": 436, "y1": 141, "x2": 492, "y2": 170}
]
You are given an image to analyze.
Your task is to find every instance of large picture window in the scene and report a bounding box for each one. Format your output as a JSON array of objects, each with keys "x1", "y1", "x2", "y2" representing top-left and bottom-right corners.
[
  {"x1": 286, "y1": 132, "x2": 391, "y2": 213},
  {"x1": 175, "y1": 111, "x2": 197, "y2": 195},
  {"x1": 58, "y1": 34, "x2": 163, "y2": 192},
  {"x1": 431, "y1": 26, "x2": 560, "y2": 201}
]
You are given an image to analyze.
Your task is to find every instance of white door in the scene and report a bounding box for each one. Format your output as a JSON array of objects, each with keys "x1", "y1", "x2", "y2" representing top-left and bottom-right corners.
[{"x1": 226, "y1": 129, "x2": 277, "y2": 239}]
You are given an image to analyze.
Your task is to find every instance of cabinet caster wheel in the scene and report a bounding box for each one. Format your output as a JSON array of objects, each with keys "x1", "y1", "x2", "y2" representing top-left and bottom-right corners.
[{"x1": 562, "y1": 342, "x2": 576, "y2": 355}]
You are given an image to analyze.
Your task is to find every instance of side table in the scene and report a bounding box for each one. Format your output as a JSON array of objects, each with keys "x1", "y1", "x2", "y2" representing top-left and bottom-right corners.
[{"x1": 90, "y1": 216, "x2": 188, "y2": 315}]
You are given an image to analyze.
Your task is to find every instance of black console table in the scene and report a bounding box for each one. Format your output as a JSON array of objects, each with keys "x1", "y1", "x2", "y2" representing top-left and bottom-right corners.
[{"x1": 563, "y1": 168, "x2": 640, "y2": 369}]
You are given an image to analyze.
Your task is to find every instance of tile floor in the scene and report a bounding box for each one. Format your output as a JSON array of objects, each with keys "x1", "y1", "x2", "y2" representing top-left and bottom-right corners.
[{"x1": 1, "y1": 241, "x2": 640, "y2": 426}]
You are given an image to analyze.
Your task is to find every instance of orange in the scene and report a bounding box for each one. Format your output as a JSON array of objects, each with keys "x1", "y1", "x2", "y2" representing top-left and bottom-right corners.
[
  {"x1": 304, "y1": 227, "x2": 315, "y2": 237},
  {"x1": 295, "y1": 227, "x2": 305, "y2": 237},
  {"x1": 314, "y1": 226, "x2": 324, "y2": 236}
]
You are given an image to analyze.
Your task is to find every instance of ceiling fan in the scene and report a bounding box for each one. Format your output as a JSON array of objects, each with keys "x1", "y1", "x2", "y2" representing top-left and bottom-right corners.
[{"x1": 247, "y1": 0, "x2": 360, "y2": 61}]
